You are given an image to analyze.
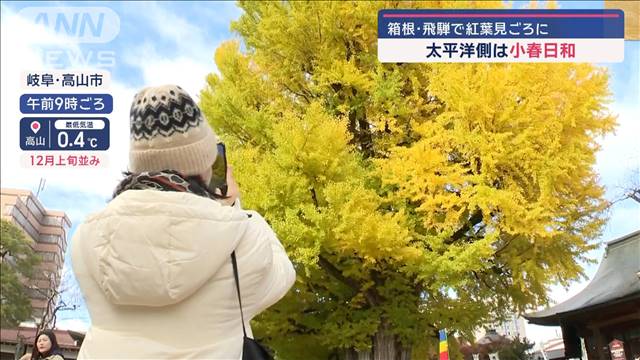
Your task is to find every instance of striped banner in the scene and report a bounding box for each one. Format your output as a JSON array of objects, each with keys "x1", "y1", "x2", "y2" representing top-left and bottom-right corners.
[{"x1": 439, "y1": 329, "x2": 449, "y2": 360}]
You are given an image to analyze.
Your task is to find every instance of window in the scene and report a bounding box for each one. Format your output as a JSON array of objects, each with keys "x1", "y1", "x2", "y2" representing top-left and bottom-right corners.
[
  {"x1": 33, "y1": 270, "x2": 52, "y2": 281},
  {"x1": 12, "y1": 209, "x2": 39, "y2": 242},
  {"x1": 38, "y1": 252, "x2": 56, "y2": 262},
  {"x1": 43, "y1": 216, "x2": 62, "y2": 227},
  {"x1": 32, "y1": 307, "x2": 44, "y2": 319},
  {"x1": 25, "y1": 199, "x2": 45, "y2": 220},
  {"x1": 26, "y1": 287, "x2": 48, "y2": 300},
  {"x1": 40, "y1": 234, "x2": 61, "y2": 244}
]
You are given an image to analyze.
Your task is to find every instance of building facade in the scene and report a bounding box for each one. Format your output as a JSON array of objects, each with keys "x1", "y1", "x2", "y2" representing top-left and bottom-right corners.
[
  {"x1": 530, "y1": 338, "x2": 566, "y2": 360},
  {"x1": 0, "y1": 188, "x2": 71, "y2": 324},
  {"x1": 525, "y1": 230, "x2": 640, "y2": 360},
  {"x1": 475, "y1": 313, "x2": 528, "y2": 341}
]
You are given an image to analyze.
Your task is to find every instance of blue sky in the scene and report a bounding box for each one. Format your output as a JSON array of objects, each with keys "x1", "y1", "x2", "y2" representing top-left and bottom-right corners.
[
  {"x1": 1, "y1": 1, "x2": 243, "y2": 90},
  {"x1": 1, "y1": 0, "x2": 638, "y2": 345},
  {"x1": 1, "y1": 0, "x2": 245, "y2": 332}
]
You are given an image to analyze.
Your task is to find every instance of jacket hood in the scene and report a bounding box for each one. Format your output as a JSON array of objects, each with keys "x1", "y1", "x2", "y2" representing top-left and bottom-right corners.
[{"x1": 73, "y1": 190, "x2": 248, "y2": 307}]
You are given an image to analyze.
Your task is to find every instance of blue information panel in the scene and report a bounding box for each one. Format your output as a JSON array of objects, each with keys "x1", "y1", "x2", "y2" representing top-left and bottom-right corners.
[
  {"x1": 378, "y1": 9, "x2": 625, "y2": 63},
  {"x1": 20, "y1": 94, "x2": 113, "y2": 114},
  {"x1": 378, "y1": 9, "x2": 624, "y2": 39},
  {"x1": 20, "y1": 117, "x2": 110, "y2": 151}
]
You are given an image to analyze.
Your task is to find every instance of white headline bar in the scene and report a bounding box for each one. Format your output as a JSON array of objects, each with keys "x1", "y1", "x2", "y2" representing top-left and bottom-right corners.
[{"x1": 378, "y1": 38, "x2": 624, "y2": 63}]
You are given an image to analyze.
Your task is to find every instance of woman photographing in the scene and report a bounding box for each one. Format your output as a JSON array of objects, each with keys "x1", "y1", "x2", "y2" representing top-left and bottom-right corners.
[{"x1": 71, "y1": 85, "x2": 296, "y2": 359}]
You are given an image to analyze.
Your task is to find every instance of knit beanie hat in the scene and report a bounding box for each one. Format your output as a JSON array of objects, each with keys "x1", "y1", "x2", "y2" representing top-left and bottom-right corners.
[{"x1": 128, "y1": 85, "x2": 218, "y2": 175}]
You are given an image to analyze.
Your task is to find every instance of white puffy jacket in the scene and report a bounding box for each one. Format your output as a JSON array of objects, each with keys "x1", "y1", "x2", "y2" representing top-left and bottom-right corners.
[{"x1": 71, "y1": 189, "x2": 296, "y2": 359}]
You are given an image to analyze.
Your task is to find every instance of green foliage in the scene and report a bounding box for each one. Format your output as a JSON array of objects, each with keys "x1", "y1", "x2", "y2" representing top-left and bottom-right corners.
[
  {"x1": 410, "y1": 335, "x2": 464, "y2": 360},
  {"x1": 498, "y1": 337, "x2": 535, "y2": 360},
  {"x1": 460, "y1": 335, "x2": 534, "y2": 360},
  {"x1": 201, "y1": 1, "x2": 614, "y2": 355},
  {"x1": 1, "y1": 219, "x2": 41, "y2": 327}
]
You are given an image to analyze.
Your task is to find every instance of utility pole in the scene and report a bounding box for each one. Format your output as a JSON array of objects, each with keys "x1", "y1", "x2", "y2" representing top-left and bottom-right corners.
[{"x1": 35, "y1": 178, "x2": 46, "y2": 199}]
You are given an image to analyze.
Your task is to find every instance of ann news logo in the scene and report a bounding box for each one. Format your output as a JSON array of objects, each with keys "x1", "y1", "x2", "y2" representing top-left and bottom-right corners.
[
  {"x1": 19, "y1": 7, "x2": 120, "y2": 43},
  {"x1": 18, "y1": 7, "x2": 120, "y2": 68}
]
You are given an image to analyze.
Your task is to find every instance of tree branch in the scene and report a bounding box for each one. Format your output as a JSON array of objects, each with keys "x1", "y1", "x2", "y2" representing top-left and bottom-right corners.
[
  {"x1": 317, "y1": 255, "x2": 379, "y2": 306},
  {"x1": 317, "y1": 255, "x2": 361, "y2": 294},
  {"x1": 627, "y1": 188, "x2": 640, "y2": 203},
  {"x1": 493, "y1": 236, "x2": 513, "y2": 257},
  {"x1": 310, "y1": 188, "x2": 319, "y2": 208},
  {"x1": 472, "y1": 270, "x2": 493, "y2": 290},
  {"x1": 445, "y1": 210, "x2": 484, "y2": 245}
]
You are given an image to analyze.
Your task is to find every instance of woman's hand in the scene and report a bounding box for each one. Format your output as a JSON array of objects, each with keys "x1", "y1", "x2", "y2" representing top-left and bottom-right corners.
[{"x1": 221, "y1": 165, "x2": 240, "y2": 206}]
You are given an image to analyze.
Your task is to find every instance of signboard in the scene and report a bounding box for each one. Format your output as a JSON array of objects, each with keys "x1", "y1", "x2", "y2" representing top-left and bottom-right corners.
[
  {"x1": 439, "y1": 329, "x2": 449, "y2": 360},
  {"x1": 20, "y1": 117, "x2": 110, "y2": 151},
  {"x1": 18, "y1": 70, "x2": 111, "y2": 168},
  {"x1": 20, "y1": 94, "x2": 113, "y2": 114},
  {"x1": 378, "y1": 9, "x2": 625, "y2": 63},
  {"x1": 609, "y1": 339, "x2": 626, "y2": 360}
]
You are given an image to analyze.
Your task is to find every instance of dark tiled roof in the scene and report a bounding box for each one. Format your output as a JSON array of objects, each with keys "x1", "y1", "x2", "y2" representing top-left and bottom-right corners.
[{"x1": 525, "y1": 230, "x2": 640, "y2": 325}]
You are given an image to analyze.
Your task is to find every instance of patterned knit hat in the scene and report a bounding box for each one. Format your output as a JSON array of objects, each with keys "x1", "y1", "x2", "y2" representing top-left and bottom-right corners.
[{"x1": 129, "y1": 85, "x2": 218, "y2": 175}]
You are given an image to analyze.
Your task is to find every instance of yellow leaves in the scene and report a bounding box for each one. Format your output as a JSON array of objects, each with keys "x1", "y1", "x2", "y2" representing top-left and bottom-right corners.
[
  {"x1": 213, "y1": 40, "x2": 242, "y2": 77},
  {"x1": 228, "y1": 144, "x2": 312, "y2": 218},
  {"x1": 202, "y1": 41, "x2": 284, "y2": 148},
  {"x1": 377, "y1": 136, "x2": 477, "y2": 232},
  {"x1": 435, "y1": 230, "x2": 497, "y2": 276},
  {"x1": 316, "y1": 59, "x2": 374, "y2": 96},
  {"x1": 212, "y1": 41, "x2": 260, "y2": 90},
  {"x1": 271, "y1": 102, "x2": 359, "y2": 184},
  {"x1": 375, "y1": 61, "x2": 613, "y2": 242},
  {"x1": 468, "y1": 185, "x2": 547, "y2": 235},
  {"x1": 323, "y1": 183, "x2": 412, "y2": 264},
  {"x1": 275, "y1": 206, "x2": 325, "y2": 267},
  {"x1": 207, "y1": 1, "x2": 617, "y2": 350}
]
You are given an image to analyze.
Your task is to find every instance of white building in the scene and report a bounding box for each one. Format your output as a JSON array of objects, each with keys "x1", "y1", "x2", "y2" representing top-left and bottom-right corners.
[{"x1": 475, "y1": 313, "x2": 527, "y2": 340}]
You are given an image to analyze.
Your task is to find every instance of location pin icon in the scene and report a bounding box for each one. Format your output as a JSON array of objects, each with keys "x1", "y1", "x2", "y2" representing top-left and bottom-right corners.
[{"x1": 30, "y1": 121, "x2": 40, "y2": 134}]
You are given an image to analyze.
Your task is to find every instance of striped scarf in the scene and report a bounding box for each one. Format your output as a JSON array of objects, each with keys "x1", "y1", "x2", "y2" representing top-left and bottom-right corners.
[{"x1": 113, "y1": 170, "x2": 214, "y2": 200}]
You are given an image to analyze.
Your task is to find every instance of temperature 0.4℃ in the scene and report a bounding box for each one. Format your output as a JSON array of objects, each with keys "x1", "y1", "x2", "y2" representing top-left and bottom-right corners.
[{"x1": 57, "y1": 131, "x2": 99, "y2": 149}]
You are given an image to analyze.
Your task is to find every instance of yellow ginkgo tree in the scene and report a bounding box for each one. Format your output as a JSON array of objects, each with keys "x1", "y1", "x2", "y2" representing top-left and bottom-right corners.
[{"x1": 200, "y1": 2, "x2": 615, "y2": 359}]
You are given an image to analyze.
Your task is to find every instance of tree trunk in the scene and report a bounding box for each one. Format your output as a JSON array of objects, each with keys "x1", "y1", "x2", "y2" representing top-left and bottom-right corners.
[
  {"x1": 373, "y1": 321, "x2": 395, "y2": 360},
  {"x1": 344, "y1": 348, "x2": 372, "y2": 360},
  {"x1": 340, "y1": 321, "x2": 412, "y2": 360},
  {"x1": 372, "y1": 320, "x2": 412, "y2": 360},
  {"x1": 397, "y1": 347, "x2": 411, "y2": 360}
]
